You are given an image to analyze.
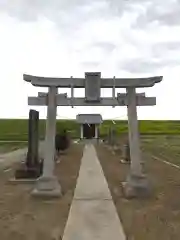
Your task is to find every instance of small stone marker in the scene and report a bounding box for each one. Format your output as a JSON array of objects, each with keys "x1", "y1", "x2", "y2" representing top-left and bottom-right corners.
[
  {"x1": 121, "y1": 141, "x2": 131, "y2": 164},
  {"x1": 108, "y1": 127, "x2": 116, "y2": 146}
]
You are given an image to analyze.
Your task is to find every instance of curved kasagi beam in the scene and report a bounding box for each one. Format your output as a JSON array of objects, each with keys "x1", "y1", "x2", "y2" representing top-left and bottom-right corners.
[
  {"x1": 23, "y1": 74, "x2": 84, "y2": 88},
  {"x1": 23, "y1": 74, "x2": 163, "y2": 88}
]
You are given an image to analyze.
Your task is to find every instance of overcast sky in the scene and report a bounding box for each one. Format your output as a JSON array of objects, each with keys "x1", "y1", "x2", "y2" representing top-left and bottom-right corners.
[{"x1": 0, "y1": 0, "x2": 179, "y2": 120}]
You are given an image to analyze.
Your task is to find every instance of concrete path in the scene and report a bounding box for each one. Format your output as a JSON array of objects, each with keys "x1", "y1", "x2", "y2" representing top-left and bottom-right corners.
[{"x1": 62, "y1": 143, "x2": 126, "y2": 240}]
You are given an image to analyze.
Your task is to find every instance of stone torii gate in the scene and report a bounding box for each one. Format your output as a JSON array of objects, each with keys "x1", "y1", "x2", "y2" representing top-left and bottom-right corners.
[{"x1": 24, "y1": 72, "x2": 163, "y2": 198}]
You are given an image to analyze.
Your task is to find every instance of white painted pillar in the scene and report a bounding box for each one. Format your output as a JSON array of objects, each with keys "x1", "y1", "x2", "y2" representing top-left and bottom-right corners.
[
  {"x1": 95, "y1": 125, "x2": 98, "y2": 138},
  {"x1": 127, "y1": 87, "x2": 142, "y2": 176},
  {"x1": 80, "y1": 125, "x2": 83, "y2": 139}
]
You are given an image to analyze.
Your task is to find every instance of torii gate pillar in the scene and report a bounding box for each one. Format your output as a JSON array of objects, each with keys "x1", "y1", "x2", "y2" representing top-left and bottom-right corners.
[
  {"x1": 123, "y1": 87, "x2": 151, "y2": 198},
  {"x1": 32, "y1": 87, "x2": 61, "y2": 197}
]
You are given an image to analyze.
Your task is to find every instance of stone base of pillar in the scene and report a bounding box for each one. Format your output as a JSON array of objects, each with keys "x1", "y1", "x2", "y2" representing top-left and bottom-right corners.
[
  {"x1": 31, "y1": 176, "x2": 62, "y2": 198},
  {"x1": 15, "y1": 164, "x2": 43, "y2": 179},
  {"x1": 9, "y1": 178, "x2": 37, "y2": 184},
  {"x1": 122, "y1": 173, "x2": 152, "y2": 199}
]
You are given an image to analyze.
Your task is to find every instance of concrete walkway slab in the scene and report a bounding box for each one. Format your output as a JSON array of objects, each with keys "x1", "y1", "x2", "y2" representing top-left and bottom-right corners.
[
  {"x1": 74, "y1": 144, "x2": 112, "y2": 200},
  {"x1": 62, "y1": 200, "x2": 125, "y2": 240},
  {"x1": 62, "y1": 143, "x2": 126, "y2": 240}
]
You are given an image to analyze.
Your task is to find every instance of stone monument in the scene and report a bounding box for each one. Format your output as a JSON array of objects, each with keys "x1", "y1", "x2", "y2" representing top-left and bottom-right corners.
[{"x1": 15, "y1": 109, "x2": 42, "y2": 179}]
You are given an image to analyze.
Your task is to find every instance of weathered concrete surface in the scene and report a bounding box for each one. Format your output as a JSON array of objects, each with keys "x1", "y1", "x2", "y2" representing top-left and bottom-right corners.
[
  {"x1": 62, "y1": 200, "x2": 125, "y2": 240},
  {"x1": 74, "y1": 144, "x2": 112, "y2": 200},
  {"x1": 62, "y1": 144, "x2": 126, "y2": 240}
]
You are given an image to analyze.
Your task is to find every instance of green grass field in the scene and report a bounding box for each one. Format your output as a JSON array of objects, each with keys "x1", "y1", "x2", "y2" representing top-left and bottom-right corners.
[{"x1": 0, "y1": 119, "x2": 180, "y2": 141}]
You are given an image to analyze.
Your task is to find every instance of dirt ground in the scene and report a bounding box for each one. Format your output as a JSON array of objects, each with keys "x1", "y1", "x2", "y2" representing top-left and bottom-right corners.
[
  {"x1": 141, "y1": 135, "x2": 180, "y2": 166},
  {"x1": 96, "y1": 137, "x2": 180, "y2": 240},
  {"x1": 0, "y1": 143, "x2": 83, "y2": 240},
  {"x1": 0, "y1": 142, "x2": 27, "y2": 154}
]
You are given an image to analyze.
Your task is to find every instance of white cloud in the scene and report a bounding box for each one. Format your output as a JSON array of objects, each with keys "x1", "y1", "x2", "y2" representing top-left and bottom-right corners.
[
  {"x1": 0, "y1": 0, "x2": 179, "y2": 120},
  {"x1": 134, "y1": 0, "x2": 180, "y2": 27}
]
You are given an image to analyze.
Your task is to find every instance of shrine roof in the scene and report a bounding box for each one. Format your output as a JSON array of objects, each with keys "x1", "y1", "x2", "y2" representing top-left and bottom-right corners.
[{"x1": 76, "y1": 114, "x2": 103, "y2": 124}]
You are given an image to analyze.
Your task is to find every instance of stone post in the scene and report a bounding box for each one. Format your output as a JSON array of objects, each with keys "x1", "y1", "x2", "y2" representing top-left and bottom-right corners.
[
  {"x1": 26, "y1": 109, "x2": 39, "y2": 168},
  {"x1": 123, "y1": 87, "x2": 151, "y2": 198},
  {"x1": 14, "y1": 109, "x2": 41, "y2": 180},
  {"x1": 111, "y1": 128, "x2": 116, "y2": 146},
  {"x1": 127, "y1": 88, "x2": 142, "y2": 176},
  {"x1": 80, "y1": 125, "x2": 83, "y2": 139},
  {"x1": 95, "y1": 125, "x2": 98, "y2": 139},
  {"x1": 108, "y1": 128, "x2": 111, "y2": 145},
  {"x1": 109, "y1": 127, "x2": 115, "y2": 146},
  {"x1": 121, "y1": 141, "x2": 131, "y2": 164},
  {"x1": 31, "y1": 87, "x2": 61, "y2": 197}
]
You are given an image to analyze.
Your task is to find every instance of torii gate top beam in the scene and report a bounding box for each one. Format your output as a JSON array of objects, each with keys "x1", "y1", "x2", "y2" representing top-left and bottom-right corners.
[{"x1": 23, "y1": 73, "x2": 163, "y2": 88}]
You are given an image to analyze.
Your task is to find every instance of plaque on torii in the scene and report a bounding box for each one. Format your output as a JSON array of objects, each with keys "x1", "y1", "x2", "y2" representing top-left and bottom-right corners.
[{"x1": 24, "y1": 72, "x2": 163, "y2": 198}]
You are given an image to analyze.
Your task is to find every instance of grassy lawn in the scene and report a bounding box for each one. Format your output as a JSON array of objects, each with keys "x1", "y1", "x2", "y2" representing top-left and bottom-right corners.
[{"x1": 0, "y1": 142, "x2": 27, "y2": 154}]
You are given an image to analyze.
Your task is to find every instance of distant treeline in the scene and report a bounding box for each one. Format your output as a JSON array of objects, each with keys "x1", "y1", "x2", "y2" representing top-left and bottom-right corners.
[{"x1": 0, "y1": 119, "x2": 179, "y2": 140}]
